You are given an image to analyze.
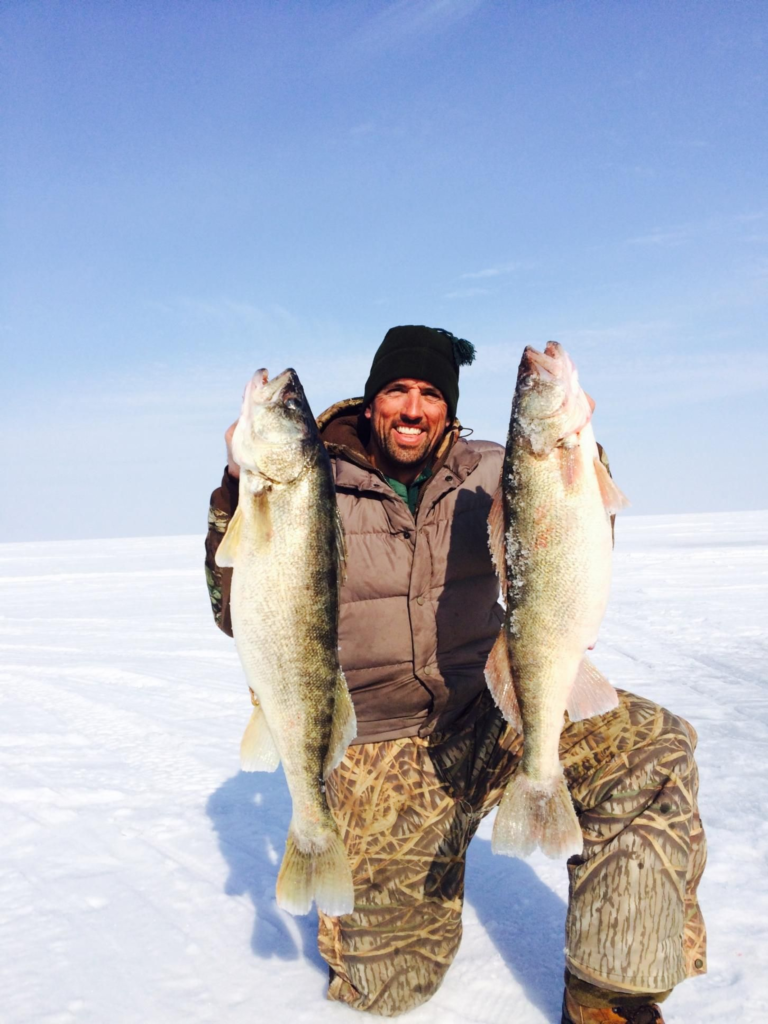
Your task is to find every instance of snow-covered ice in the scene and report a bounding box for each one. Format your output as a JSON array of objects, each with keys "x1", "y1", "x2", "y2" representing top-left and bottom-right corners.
[{"x1": 1, "y1": 511, "x2": 766, "y2": 1023}]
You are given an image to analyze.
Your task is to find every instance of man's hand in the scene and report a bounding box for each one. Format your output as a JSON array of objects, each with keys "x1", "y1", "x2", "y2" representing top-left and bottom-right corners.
[{"x1": 225, "y1": 421, "x2": 240, "y2": 479}]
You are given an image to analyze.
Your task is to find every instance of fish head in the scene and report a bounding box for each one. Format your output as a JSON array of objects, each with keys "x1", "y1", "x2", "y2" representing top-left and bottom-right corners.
[
  {"x1": 232, "y1": 368, "x2": 319, "y2": 487},
  {"x1": 513, "y1": 342, "x2": 594, "y2": 456}
]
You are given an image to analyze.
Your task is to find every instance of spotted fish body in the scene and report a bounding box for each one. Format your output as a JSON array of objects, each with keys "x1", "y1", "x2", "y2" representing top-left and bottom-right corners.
[
  {"x1": 486, "y1": 342, "x2": 629, "y2": 859},
  {"x1": 216, "y1": 368, "x2": 355, "y2": 915}
]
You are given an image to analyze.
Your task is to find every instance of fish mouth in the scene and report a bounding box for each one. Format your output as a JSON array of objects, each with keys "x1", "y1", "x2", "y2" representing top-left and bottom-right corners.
[
  {"x1": 518, "y1": 341, "x2": 569, "y2": 385},
  {"x1": 516, "y1": 341, "x2": 594, "y2": 435},
  {"x1": 248, "y1": 367, "x2": 304, "y2": 408}
]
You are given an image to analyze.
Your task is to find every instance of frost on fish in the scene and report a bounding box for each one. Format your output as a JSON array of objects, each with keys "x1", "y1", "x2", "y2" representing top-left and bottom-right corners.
[
  {"x1": 218, "y1": 367, "x2": 356, "y2": 915},
  {"x1": 485, "y1": 341, "x2": 628, "y2": 860}
]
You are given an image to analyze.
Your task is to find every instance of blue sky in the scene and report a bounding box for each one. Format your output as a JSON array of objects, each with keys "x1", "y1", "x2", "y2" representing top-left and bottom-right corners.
[{"x1": 2, "y1": 0, "x2": 766, "y2": 541}]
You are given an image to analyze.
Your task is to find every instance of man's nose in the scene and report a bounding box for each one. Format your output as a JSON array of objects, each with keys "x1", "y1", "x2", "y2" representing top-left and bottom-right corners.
[{"x1": 402, "y1": 389, "x2": 424, "y2": 419}]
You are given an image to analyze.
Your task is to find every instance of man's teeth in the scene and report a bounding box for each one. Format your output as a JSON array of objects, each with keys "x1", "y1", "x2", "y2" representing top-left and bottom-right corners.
[{"x1": 396, "y1": 426, "x2": 422, "y2": 435}]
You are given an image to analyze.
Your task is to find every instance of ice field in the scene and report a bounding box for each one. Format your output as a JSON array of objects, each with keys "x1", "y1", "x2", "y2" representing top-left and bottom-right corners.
[{"x1": 1, "y1": 510, "x2": 766, "y2": 1023}]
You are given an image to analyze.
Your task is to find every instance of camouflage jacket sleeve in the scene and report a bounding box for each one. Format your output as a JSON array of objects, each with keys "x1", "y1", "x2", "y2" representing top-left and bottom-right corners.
[{"x1": 204, "y1": 468, "x2": 239, "y2": 637}]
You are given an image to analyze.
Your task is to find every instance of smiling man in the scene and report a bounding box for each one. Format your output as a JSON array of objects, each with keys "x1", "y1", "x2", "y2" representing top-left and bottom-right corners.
[{"x1": 205, "y1": 325, "x2": 706, "y2": 1024}]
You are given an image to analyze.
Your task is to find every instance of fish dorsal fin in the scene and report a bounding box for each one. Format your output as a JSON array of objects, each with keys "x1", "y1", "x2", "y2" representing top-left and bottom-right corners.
[
  {"x1": 323, "y1": 670, "x2": 357, "y2": 779},
  {"x1": 484, "y1": 629, "x2": 522, "y2": 732},
  {"x1": 487, "y1": 480, "x2": 508, "y2": 599},
  {"x1": 239, "y1": 691, "x2": 280, "y2": 772},
  {"x1": 593, "y1": 457, "x2": 631, "y2": 515},
  {"x1": 565, "y1": 658, "x2": 619, "y2": 722},
  {"x1": 215, "y1": 505, "x2": 244, "y2": 568},
  {"x1": 334, "y1": 505, "x2": 347, "y2": 587}
]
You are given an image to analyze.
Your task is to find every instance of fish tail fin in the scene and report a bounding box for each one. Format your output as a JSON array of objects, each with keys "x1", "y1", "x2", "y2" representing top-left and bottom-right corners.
[
  {"x1": 275, "y1": 829, "x2": 354, "y2": 918},
  {"x1": 239, "y1": 694, "x2": 280, "y2": 772},
  {"x1": 312, "y1": 832, "x2": 355, "y2": 917},
  {"x1": 276, "y1": 832, "x2": 314, "y2": 916},
  {"x1": 492, "y1": 771, "x2": 582, "y2": 860}
]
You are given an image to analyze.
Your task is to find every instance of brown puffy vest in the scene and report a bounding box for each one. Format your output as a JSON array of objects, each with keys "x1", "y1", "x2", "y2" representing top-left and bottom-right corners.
[{"x1": 320, "y1": 400, "x2": 504, "y2": 742}]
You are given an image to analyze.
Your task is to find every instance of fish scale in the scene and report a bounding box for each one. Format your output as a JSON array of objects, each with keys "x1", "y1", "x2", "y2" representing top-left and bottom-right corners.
[
  {"x1": 486, "y1": 342, "x2": 630, "y2": 859},
  {"x1": 216, "y1": 367, "x2": 356, "y2": 915}
]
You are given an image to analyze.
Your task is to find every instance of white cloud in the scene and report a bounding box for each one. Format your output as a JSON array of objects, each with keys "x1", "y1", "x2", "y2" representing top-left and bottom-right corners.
[
  {"x1": 626, "y1": 209, "x2": 767, "y2": 247},
  {"x1": 627, "y1": 227, "x2": 692, "y2": 247},
  {"x1": 460, "y1": 261, "x2": 532, "y2": 280},
  {"x1": 349, "y1": 0, "x2": 484, "y2": 52},
  {"x1": 443, "y1": 286, "x2": 491, "y2": 300}
]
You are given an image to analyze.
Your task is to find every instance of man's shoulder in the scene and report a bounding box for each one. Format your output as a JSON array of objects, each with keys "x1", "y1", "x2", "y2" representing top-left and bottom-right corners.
[
  {"x1": 465, "y1": 438, "x2": 504, "y2": 457},
  {"x1": 459, "y1": 437, "x2": 505, "y2": 468},
  {"x1": 446, "y1": 437, "x2": 503, "y2": 489}
]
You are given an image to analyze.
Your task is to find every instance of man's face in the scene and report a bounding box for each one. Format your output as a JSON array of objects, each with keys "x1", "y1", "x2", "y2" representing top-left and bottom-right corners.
[{"x1": 364, "y1": 378, "x2": 450, "y2": 478}]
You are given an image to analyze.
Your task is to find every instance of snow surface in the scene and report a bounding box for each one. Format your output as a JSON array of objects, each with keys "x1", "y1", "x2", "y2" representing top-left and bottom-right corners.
[{"x1": 1, "y1": 511, "x2": 766, "y2": 1024}]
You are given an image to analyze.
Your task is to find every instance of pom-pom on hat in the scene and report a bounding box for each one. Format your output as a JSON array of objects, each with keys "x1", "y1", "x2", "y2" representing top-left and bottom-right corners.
[{"x1": 363, "y1": 325, "x2": 476, "y2": 422}]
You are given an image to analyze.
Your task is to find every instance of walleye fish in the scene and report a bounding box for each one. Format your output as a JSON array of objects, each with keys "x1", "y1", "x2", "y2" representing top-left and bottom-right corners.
[
  {"x1": 486, "y1": 342, "x2": 629, "y2": 859},
  {"x1": 216, "y1": 368, "x2": 356, "y2": 916}
]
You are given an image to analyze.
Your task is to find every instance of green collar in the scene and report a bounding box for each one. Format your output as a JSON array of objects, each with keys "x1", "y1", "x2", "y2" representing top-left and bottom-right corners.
[{"x1": 383, "y1": 466, "x2": 432, "y2": 516}]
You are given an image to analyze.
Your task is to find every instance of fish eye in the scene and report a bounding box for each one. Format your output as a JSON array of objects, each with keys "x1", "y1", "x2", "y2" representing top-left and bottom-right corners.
[{"x1": 285, "y1": 397, "x2": 299, "y2": 411}]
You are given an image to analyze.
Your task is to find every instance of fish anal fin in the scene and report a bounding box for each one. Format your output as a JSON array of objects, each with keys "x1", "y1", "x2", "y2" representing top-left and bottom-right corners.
[
  {"x1": 594, "y1": 457, "x2": 630, "y2": 515},
  {"x1": 215, "y1": 505, "x2": 243, "y2": 568},
  {"x1": 239, "y1": 692, "x2": 280, "y2": 772},
  {"x1": 565, "y1": 658, "x2": 619, "y2": 722},
  {"x1": 323, "y1": 670, "x2": 356, "y2": 778},
  {"x1": 487, "y1": 480, "x2": 508, "y2": 598},
  {"x1": 484, "y1": 630, "x2": 522, "y2": 732}
]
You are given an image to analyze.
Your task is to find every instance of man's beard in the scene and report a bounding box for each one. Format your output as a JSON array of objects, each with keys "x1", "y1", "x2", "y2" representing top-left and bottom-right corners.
[{"x1": 379, "y1": 427, "x2": 434, "y2": 466}]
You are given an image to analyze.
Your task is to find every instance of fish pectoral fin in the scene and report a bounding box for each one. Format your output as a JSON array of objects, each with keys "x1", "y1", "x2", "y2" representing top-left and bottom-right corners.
[
  {"x1": 487, "y1": 479, "x2": 508, "y2": 598},
  {"x1": 559, "y1": 442, "x2": 583, "y2": 487},
  {"x1": 239, "y1": 699, "x2": 280, "y2": 772},
  {"x1": 565, "y1": 658, "x2": 620, "y2": 722},
  {"x1": 323, "y1": 670, "x2": 357, "y2": 779},
  {"x1": 593, "y1": 457, "x2": 631, "y2": 515},
  {"x1": 215, "y1": 505, "x2": 243, "y2": 568},
  {"x1": 484, "y1": 629, "x2": 522, "y2": 732}
]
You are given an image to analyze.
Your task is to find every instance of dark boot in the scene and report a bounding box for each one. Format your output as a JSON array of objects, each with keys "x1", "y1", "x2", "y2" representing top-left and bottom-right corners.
[{"x1": 562, "y1": 989, "x2": 665, "y2": 1023}]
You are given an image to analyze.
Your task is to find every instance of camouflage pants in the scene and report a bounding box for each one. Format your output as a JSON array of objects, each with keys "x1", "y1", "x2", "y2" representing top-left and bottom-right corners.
[{"x1": 317, "y1": 689, "x2": 707, "y2": 1017}]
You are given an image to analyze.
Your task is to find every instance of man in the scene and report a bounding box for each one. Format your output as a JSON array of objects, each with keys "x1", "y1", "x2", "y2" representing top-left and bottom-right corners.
[{"x1": 205, "y1": 325, "x2": 706, "y2": 1023}]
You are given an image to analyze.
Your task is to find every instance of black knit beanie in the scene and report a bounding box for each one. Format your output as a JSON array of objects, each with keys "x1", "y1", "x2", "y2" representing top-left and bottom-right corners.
[{"x1": 362, "y1": 325, "x2": 476, "y2": 422}]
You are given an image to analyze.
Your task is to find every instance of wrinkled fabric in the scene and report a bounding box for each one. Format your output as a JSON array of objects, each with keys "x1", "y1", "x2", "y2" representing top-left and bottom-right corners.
[{"x1": 317, "y1": 689, "x2": 706, "y2": 1017}]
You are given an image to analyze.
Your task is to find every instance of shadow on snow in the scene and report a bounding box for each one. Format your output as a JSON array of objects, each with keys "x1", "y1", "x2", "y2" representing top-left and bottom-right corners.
[
  {"x1": 206, "y1": 768, "x2": 326, "y2": 973},
  {"x1": 466, "y1": 835, "x2": 566, "y2": 1022}
]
